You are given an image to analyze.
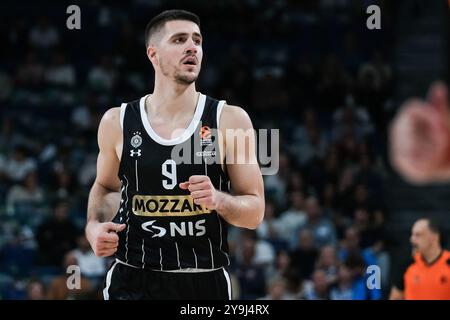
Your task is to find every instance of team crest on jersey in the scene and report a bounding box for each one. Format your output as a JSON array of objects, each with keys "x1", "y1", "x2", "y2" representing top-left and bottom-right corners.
[{"x1": 131, "y1": 132, "x2": 142, "y2": 148}]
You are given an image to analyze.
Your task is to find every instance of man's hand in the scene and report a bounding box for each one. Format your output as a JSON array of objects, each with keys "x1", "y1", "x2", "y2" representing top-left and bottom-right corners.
[
  {"x1": 85, "y1": 221, "x2": 126, "y2": 257},
  {"x1": 179, "y1": 175, "x2": 222, "y2": 210},
  {"x1": 390, "y1": 82, "x2": 450, "y2": 184}
]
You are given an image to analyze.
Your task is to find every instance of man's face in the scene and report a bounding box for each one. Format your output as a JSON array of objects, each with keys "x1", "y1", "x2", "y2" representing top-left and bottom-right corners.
[
  {"x1": 410, "y1": 220, "x2": 437, "y2": 255},
  {"x1": 149, "y1": 20, "x2": 203, "y2": 85}
]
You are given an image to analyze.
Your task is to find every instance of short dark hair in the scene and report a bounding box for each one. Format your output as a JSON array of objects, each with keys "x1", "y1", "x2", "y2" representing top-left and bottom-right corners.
[
  {"x1": 144, "y1": 9, "x2": 200, "y2": 47},
  {"x1": 425, "y1": 217, "x2": 441, "y2": 235},
  {"x1": 421, "y1": 217, "x2": 447, "y2": 248}
]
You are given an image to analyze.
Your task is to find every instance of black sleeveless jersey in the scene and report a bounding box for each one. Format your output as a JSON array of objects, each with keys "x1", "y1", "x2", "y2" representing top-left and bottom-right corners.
[{"x1": 113, "y1": 93, "x2": 231, "y2": 271}]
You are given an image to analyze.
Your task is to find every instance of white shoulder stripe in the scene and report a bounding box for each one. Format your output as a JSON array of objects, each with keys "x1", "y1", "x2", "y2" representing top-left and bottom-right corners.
[
  {"x1": 119, "y1": 103, "x2": 127, "y2": 130},
  {"x1": 216, "y1": 100, "x2": 226, "y2": 128}
]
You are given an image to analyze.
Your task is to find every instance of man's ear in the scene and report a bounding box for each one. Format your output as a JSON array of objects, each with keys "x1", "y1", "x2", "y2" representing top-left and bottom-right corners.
[{"x1": 147, "y1": 46, "x2": 158, "y2": 66}]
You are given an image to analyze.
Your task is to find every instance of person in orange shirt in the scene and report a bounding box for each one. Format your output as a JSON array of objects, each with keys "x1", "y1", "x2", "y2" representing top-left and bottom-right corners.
[{"x1": 390, "y1": 218, "x2": 450, "y2": 300}]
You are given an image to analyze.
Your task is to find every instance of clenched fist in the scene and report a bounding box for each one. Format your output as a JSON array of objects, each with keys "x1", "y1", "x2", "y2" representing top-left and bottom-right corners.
[
  {"x1": 390, "y1": 82, "x2": 450, "y2": 184},
  {"x1": 85, "y1": 221, "x2": 126, "y2": 257},
  {"x1": 179, "y1": 175, "x2": 222, "y2": 210}
]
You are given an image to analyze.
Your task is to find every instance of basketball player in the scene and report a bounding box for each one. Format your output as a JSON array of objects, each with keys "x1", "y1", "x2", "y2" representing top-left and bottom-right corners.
[
  {"x1": 389, "y1": 218, "x2": 450, "y2": 300},
  {"x1": 390, "y1": 82, "x2": 450, "y2": 184},
  {"x1": 85, "y1": 10, "x2": 265, "y2": 300}
]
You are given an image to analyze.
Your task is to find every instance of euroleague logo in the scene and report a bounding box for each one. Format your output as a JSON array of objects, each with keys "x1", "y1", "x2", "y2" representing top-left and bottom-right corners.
[
  {"x1": 200, "y1": 125, "x2": 213, "y2": 146},
  {"x1": 200, "y1": 125, "x2": 212, "y2": 139}
]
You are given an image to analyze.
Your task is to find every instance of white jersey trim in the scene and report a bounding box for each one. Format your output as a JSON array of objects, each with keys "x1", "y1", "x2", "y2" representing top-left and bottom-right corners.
[
  {"x1": 216, "y1": 100, "x2": 226, "y2": 129},
  {"x1": 161, "y1": 267, "x2": 222, "y2": 273},
  {"x1": 139, "y1": 93, "x2": 206, "y2": 146},
  {"x1": 115, "y1": 258, "x2": 221, "y2": 273},
  {"x1": 222, "y1": 268, "x2": 232, "y2": 300},
  {"x1": 103, "y1": 260, "x2": 119, "y2": 300},
  {"x1": 119, "y1": 103, "x2": 127, "y2": 130}
]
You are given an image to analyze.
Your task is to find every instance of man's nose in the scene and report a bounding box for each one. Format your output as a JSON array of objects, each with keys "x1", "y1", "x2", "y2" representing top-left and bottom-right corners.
[{"x1": 185, "y1": 40, "x2": 198, "y2": 55}]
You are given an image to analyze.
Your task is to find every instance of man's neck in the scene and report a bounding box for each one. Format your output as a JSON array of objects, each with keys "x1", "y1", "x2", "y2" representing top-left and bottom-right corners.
[
  {"x1": 422, "y1": 246, "x2": 442, "y2": 264},
  {"x1": 149, "y1": 81, "x2": 198, "y2": 118}
]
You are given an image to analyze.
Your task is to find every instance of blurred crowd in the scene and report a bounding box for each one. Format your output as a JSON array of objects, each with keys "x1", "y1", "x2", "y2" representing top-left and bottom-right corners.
[{"x1": 0, "y1": 0, "x2": 394, "y2": 299}]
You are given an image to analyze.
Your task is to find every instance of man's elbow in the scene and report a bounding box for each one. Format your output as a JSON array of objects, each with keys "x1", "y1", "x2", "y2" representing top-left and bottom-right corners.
[{"x1": 245, "y1": 203, "x2": 264, "y2": 230}]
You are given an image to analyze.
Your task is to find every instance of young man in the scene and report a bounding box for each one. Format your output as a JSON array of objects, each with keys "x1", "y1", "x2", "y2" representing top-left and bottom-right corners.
[
  {"x1": 389, "y1": 218, "x2": 450, "y2": 300},
  {"x1": 85, "y1": 10, "x2": 265, "y2": 300}
]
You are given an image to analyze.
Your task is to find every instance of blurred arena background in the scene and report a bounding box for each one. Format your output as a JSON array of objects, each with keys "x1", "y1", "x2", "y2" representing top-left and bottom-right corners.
[{"x1": 0, "y1": 0, "x2": 448, "y2": 300}]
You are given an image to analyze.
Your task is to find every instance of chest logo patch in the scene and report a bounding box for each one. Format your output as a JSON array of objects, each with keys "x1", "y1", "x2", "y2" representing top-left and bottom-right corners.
[{"x1": 131, "y1": 132, "x2": 142, "y2": 148}]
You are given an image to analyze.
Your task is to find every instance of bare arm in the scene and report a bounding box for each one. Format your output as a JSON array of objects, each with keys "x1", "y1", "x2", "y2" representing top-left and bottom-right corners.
[
  {"x1": 217, "y1": 105, "x2": 265, "y2": 229},
  {"x1": 85, "y1": 107, "x2": 126, "y2": 256},
  {"x1": 87, "y1": 107, "x2": 122, "y2": 223},
  {"x1": 180, "y1": 105, "x2": 265, "y2": 229}
]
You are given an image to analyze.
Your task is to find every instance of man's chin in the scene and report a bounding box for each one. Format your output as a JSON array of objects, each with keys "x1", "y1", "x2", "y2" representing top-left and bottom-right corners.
[{"x1": 175, "y1": 74, "x2": 198, "y2": 85}]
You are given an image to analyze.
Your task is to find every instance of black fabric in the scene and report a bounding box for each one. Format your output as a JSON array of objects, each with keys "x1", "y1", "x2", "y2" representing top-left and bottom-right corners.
[
  {"x1": 104, "y1": 262, "x2": 230, "y2": 300},
  {"x1": 113, "y1": 94, "x2": 230, "y2": 271}
]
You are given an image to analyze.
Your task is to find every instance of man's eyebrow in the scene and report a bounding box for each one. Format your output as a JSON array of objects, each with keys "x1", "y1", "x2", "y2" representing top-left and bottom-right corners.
[{"x1": 169, "y1": 32, "x2": 203, "y2": 39}]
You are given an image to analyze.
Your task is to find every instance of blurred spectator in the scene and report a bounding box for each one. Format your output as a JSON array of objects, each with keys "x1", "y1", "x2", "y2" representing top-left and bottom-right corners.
[
  {"x1": 259, "y1": 276, "x2": 294, "y2": 300},
  {"x1": 356, "y1": 50, "x2": 392, "y2": 126},
  {"x1": 35, "y1": 200, "x2": 78, "y2": 266},
  {"x1": 321, "y1": 182, "x2": 338, "y2": 218},
  {"x1": 49, "y1": 169, "x2": 78, "y2": 200},
  {"x1": 29, "y1": 16, "x2": 60, "y2": 50},
  {"x1": 87, "y1": 55, "x2": 117, "y2": 91},
  {"x1": 286, "y1": 170, "x2": 305, "y2": 192},
  {"x1": 303, "y1": 269, "x2": 330, "y2": 300},
  {"x1": 71, "y1": 95, "x2": 98, "y2": 131},
  {"x1": 331, "y1": 98, "x2": 373, "y2": 144},
  {"x1": 352, "y1": 207, "x2": 379, "y2": 248},
  {"x1": 27, "y1": 279, "x2": 46, "y2": 300},
  {"x1": 290, "y1": 229, "x2": 318, "y2": 280},
  {"x1": 291, "y1": 196, "x2": 337, "y2": 249},
  {"x1": 345, "y1": 254, "x2": 382, "y2": 300},
  {"x1": 4, "y1": 146, "x2": 37, "y2": 183},
  {"x1": 337, "y1": 226, "x2": 382, "y2": 299},
  {"x1": 46, "y1": 252, "x2": 94, "y2": 300},
  {"x1": 6, "y1": 171, "x2": 45, "y2": 214},
  {"x1": 338, "y1": 226, "x2": 377, "y2": 268},
  {"x1": 290, "y1": 109, "x2": 328, "y2": 166},
  {"x1": 329, "y1": 264, "x2": 353, "y2": 300},
  {"x1": 45, "y1": 52, "x2": 76, "y2": 88},
  {"x1": 0, "y1": 229, "x2": 36, "y2": 276},
  {"x1": 235, "y1": 230, "x2": 275, "y2": 268},
  {"x1": 277, "y1": 190, "x2": 307, "y2": 243},
  {"x1": 316, "y1": 245, "x2": 339, "y2": 285},
  {"x1": 256, "y1": 200, "x2": 283, "y2": 247},
  {"x1": 264, "y1": 152, "x2": 290, "y2": 208},
  {"x1": 233, "y1": 231, "x2": 267, "y2": 300}
]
